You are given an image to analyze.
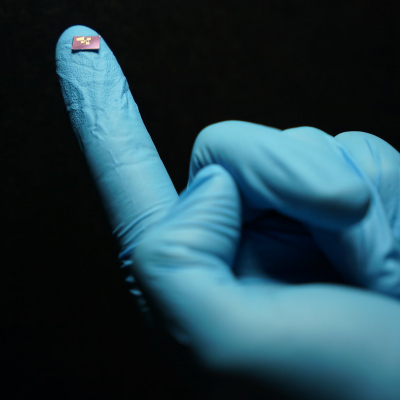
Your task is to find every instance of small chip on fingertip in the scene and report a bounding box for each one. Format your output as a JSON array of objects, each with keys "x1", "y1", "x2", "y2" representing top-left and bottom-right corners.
[{"x1": 72, "y1": 36, "x2": 101, "y2": 50}]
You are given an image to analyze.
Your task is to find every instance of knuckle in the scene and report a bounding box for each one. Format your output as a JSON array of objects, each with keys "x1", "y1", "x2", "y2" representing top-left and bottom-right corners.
[
  {"x1": 336, "y1": 130, "x2": 399, "y2": 177},
  {"x1": 335, "y1": 130, "x2": 371, "y2": 140},
  {"x1": 284, "y1": 125, "x2": 320, "y2": 133},
  {"x1": 195, "y1": 120, "x2": 237, "y2": 147}
]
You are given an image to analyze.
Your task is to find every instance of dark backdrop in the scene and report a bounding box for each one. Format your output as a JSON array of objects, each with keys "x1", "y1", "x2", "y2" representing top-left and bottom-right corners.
[{"x1": 1, "y1": 1, "x2": 399, "y2": 399}]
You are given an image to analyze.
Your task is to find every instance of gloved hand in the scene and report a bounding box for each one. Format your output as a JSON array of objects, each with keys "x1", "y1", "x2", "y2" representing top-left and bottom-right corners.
[{"x1": 56, "y1": 25, "x2": 400, "y2": 400}]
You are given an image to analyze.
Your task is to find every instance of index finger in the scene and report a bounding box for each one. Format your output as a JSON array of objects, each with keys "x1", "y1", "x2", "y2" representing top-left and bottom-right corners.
[{"x1": 55, "y1": 26, "x2": 178, "y2": 257}]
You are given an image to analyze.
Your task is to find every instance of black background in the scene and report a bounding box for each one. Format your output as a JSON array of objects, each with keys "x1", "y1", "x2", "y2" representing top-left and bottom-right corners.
[{"x1": 1, "y1": 1, "x2": 400, "y2": 399}]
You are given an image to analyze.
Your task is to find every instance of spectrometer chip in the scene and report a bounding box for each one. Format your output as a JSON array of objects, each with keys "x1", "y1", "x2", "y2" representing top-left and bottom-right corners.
[{"x1": 72, "y1": 36, "x2": 101, "y2": 50}]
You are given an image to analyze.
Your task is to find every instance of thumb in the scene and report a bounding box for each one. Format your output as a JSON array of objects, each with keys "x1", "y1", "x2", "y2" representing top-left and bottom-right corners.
[{"x1": 131, "y1": 164, "x2": 242, "y2": 363}]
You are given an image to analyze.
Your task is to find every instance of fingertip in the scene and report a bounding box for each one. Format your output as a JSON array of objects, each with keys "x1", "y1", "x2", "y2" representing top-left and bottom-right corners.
[
  {"x1": 55, "y1": 24, "x2": 129, "y2": 133},
  {"x1": 56, "y1": 25, "x2": 101, "y2": 55}
]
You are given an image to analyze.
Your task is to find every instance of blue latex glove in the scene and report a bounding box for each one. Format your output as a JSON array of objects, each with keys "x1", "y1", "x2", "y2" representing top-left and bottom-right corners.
[{"x1": 56, "y1": 25, "x2": 400, "y2": 400}]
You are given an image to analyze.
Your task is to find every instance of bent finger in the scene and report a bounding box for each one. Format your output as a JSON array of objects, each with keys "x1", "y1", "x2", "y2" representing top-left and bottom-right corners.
[{"x1": 188, "y1": 121, "x2": 370, "y2": 230}]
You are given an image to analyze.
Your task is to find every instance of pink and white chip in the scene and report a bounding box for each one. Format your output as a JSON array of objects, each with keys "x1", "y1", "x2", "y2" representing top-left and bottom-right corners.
[{"x1": 72, "y1": 36, "x2": 101, "y2": 50}]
